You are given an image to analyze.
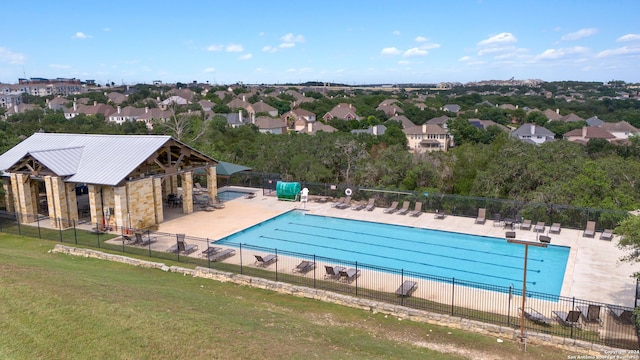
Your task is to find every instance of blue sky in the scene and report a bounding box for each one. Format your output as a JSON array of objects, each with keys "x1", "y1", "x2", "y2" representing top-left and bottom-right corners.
[{"x1": 2, "y1": 1, "x2": 640, "y2": 85}]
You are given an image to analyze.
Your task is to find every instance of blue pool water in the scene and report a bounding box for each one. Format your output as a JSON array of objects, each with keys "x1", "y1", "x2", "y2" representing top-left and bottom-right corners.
[
  {"x1": 218, "y1": 190, "x2": 250, "y2": 201},
  {"x1": 216, "y1": 211, "x2": 570, "y2": 295}
]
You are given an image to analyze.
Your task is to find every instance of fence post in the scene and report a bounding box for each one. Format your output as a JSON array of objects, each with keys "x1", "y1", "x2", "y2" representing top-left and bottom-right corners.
[
  {"x1": 451, "y1": 278, "x2": 455, "y2": 316},
  {"x1": 239, "y1": 243, "x2": 243, "y2": 274},
  {"x1": 73, "y1": 220, "x2": 77, "y2": 245},
  {"x1": 313, "y1": 254, "x2": 316, "y2": 288},
  {"x1": 571, "y1": 297, "x2": 575, "y2": 339},
  {"x1": 355, "y1": 262, "x2": 358, "y2": 297},
  {"x1": 96, "y1": 222, "x2": 101, "y2": 248},
  {"x1": 508, "y1": 285, "x2": 512, "y2": 327},
  {"x1": 58, "y1": 219, "x2": 63, "y2": 242},
  {"x1": 207, "y1": 238, "x2": 211, "y2": 269},
  {"x1": 400, "y1": 269, "x2": 404, "y2": 306},
  {"x1": 17, "y1": 212, "x2": 21, "y2": 235},
  {"x1": 275, "y1": 248, "x2": 278, "y2": 282},
  {"x1": 146, "y1": 229, "x2": 152, "y2": 257},
  {"x1": 36, "y1": 215, "x2": 42, "y2": 238}
]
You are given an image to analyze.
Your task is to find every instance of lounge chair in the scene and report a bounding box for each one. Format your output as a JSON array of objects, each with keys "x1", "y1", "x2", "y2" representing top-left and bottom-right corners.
[
  {"x1": 135, "y1": 232, "x2": 157, "y2": 246},
  {"x1": 475, "y1": 208, "x2": 486, "y2": 224},
  {"x1": 194, "y1": 182, "x2": 205, "y2": 193},
  {"x1": 552, "y1": 310, "x2": 581, "y2": 327},
  {"x1": 292, "y1": 260, "x2": 315, "y2": 273},
  {"x1": 600, "y1": 229, "x2": 613, "y2": 241},
  {"x1": 607, "y1": 305, "x2": 635, "y2": 324},
  {"x1": 577, "y1": 305, "x2": 601, "y2": 324},
  {"x1": 254, "y1": 254, "x2": 277, "y2": 267},
  {"x1": 396, "y1": 202, "x2": 410, "y2": 215},
  {"x1": 351, "y1": 201, "x2": 366, "y2": 211},
  {"x1": 324, "y1": 265, "x2": 345, "y2": 280},
  {"x1": 583, "y1": 221, "x2": 596, "y2": 238},
  {"x1": 492, "y1": 213, "x2": 502, "y2": 227},
  {"x1": 209, "y1": 248, "x2": 235, "y2": 262},
  {"x1": 331, "y1": 197, "x2": 345, "y2": 208},
  {"x1": 434, "y1": 209, "x2": 446, "y2": 219},
  {"x1": 520, "y1": 219, "x2": 532, "y2": 231},
  {"x1": 200, "y1": 246, "x2": 222, "y2": 258},
  {"x1": 244, "y1": 192, "x2": 256, "y2": 199},
  {"x1": 177, "y1": 236, "x2": 198, "y2": 255},
  {"x1": 122, "y1": 234, "x2": 135, "y2": 244},
  {"x1": 539, "y1": 235, "x2": 551, "y2": 243},
  {"x1": 338, "y1": 268, "x2": 361, "y2": 283},
  {"x1": 410, "y1": 202, "x2": 423, "y2": 217},
  {"x1": 336, "y1": 196, "x2": 352, "y2": 209},
  {"x1": 395, "y1": 280, "x2": 417, "y2": 297},
  {"x1": 364, "y1": 198, "x2": 376, "y2": 211},
  {"x1": 534, "y1": 221, "x2": 546, "y2": 233},
  {"x1": 549, "y1": 223, "x2": 561, "y2": 234},
  {"x1": 521, "y1": 307, "x2": 553, "y2": 326},
  {"x1": 166, "y1": 233, "x2": 186, "y2": 253},
  {"x1": 383, "y1": 201, "x2": 399, "y2": 214}
]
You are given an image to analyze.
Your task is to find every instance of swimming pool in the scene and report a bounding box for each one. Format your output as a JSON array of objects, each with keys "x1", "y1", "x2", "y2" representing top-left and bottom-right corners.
[
  {"x1": 216, "y1": 211, "x2": 570, "y2": 296},
  {"x1": 217, "y1": 190, "x2": 251, "y2": 201}
]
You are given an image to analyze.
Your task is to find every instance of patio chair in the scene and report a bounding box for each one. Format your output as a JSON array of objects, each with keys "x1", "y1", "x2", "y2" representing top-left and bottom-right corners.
[
  {"x1": 534, "y1": 221, "x2": 546, "y2": 233},
  {"x1": 336, "y1": 196, "x2": 352, "y2": 209},
  {"x1": 539, "y1": 235, "x2": 551, "y2": 243},
  {"x1": 292, "y1": 260, "x2": 315, "y2": 274},
  {"x1": 410, "y1": 202, "x2": 423, "y2": 217},
  {"x1": 583, "y1": 221, "x2": 596, "y2": 238},
  {"x1": 209, "y1": 248, "x2": 235, "y2": 262},
  {"x1": 135, "y1": 232, "x2": 157, "y2": 246},
  {"x1": 383, "y1": 201, "x2": 399, "y2": 214},
  {"x1": 395, "y1": 280, "x2": 418, "y2": 297},
  {"x1": 177, "y1": 235, "x2": 198, "y2": 255},
  {"x1": 475, "y1": 208, "x2": 486, "y2": 224},
  {"x1": 492, "y1": 213, "x2": 502, "y2": 227},
  {"x1": 549, "y1": 223, "x2": 561, "y2": 234},
  {"x1": 244, "y1": 192, "x2": 256, "y2": 199},
  {"x1": 552, "y1": 310, "x2": 581, "y2": 327},
  {"x1": 200, "y1": 246, "x2": 222, "y2": 258},
  {"x1": 167, "y1": 233, "x2": 186, "y2": 253},
  {"x1": 254, "y1": 254, "x2": 277, "y2": 267},
  {"x1": 351, "y1": 200, "x2": 366, "y2": 211},
  {"x1": 577, "y1": 305, "x2": 601, "y2": 324},
  {"x1": 607, "y1": 305, "x2": 635, "y2": 324},
  {"x1": 520, "y1": 307, "x2": 553, "y2": 326},
  {"x1": 519, "y1": 219, "x2": 532, "y2": 231},
  {"x1": 434, "y1": 209, "x2": 446, "y2": 219},
  {"x1": 396, "y1": 202, "x2": 410, "y2": 215},
  {"x1": 600, "y1": 229, "x2": 613, "y2": 241},
  {"x1": 364, "y1": 198, "x2": 376, "y2": 211},
  {"x1": 324, "y1": 265, "x2": 346, "y2": 280},
  {"x1": 338, "y1": 268, "x2": 361, "y2": 283},
  {"x1": 331, "y1": 197, "x2": 345, "y2": 208},
  {"x1": 194, "y1": 182, "x2": 205, "y2": 193}
]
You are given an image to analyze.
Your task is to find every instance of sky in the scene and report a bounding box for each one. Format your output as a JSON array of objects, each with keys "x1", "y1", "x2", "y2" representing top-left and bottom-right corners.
[{"x1": 2, "y1": 0, "x2": 640, "y2": 85}]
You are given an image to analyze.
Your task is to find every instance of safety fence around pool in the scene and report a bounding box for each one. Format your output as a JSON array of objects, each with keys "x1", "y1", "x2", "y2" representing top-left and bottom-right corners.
[{"x1": 0, "y1": 212, "x2": 638, "y2": 350}]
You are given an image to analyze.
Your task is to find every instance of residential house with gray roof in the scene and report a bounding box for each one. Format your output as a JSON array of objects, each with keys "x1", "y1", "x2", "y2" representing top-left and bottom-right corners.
[
  {"x1": 511, "y1": 124, "x2": 555, "y2": 145},
  {"x1": 252, "y1": 101, "x2": 278, "y2": 117},
  {"x1": 600, "y1": 121, "x2": 639, "y2": 140},
  {"x1": 351, "y1": 125, "x2": 386, "y2": 136}
]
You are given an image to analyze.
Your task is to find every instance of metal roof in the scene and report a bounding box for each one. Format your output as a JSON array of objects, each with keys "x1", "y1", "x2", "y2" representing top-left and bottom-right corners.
[{"x1": 0, "y1": 133, "x2": 176, "y2": 186}]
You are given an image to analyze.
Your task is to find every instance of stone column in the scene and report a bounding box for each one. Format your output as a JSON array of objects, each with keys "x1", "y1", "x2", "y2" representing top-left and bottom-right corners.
[
  {"x1": 153, "y1": 178, "x2": 164, "y2": 224},
  {"x1": 113, "y1": 185, "x2": 128, "y2": 232},
  {"x1": 44, "y1": 176, "x2": 75, "y2": 229},
  {"x1": 181, "y1": 171, "x2": 193, "y2": 214},
  {"x1": 171, "y1": 175, "x2": 178, "y2": 196},
  {"x1": 10, "y1": 173, "x2": 36, "y2": 223},
  {"x1": 207, "y1": 166, "x2": 218, "y2": 202},
  {"x1": 65, "y1": 183, "x2": 78, "y2": 225},
  {"x1": 3, "y1": 180, "x2": 15, "y2": 212},
  {"x1": 88, "y1": 184, "x2": 103, "y2": 227}
]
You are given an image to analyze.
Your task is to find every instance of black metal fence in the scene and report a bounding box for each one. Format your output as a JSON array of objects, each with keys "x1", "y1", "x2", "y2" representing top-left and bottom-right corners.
[
  {"x1": 227, "y1": 172, "x2": 629, "y2": 232},
  {"x1": 1, "y1": 210, "x2": 638, "y2": 350}
]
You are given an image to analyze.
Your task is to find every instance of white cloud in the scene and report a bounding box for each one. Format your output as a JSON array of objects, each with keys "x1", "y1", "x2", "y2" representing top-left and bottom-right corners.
[
  {"x1": 279, "y1": 42, "x2": 295, "y2": 49},
  {"x1": 459, "y1": 56, "x2": 472, "y2": 62},
  {"x1": 478, "y1": 46, "x2": 514, "y2": 56},
  {"x1": 226, "y1": 44, "x2": 244, "y2": 52},
  {"x1": 207, "y1": 45, "x2": 223, "y2": 52},
  {"x1": 415, "y1": 36, "x2": 427, "y2": 43},
  {"x1": 72, "y1": 32, "x2": 91, "y2": 39},
  {"x1": 203, "y1": 67, "x2": 216, "y2": 73},
  {"x1": 398, "y1": 60, "x2": 410, "y2": 65},
  {"x1": 281, "y1": 33, "x2": 305, "y2": 43},
  {"x1": 403, "y1": 47, "x2": 428, "y2": 57},
  {"x1": 258, "y1": 32, "x2": 265, "y2": 37},
  {"x1": 459, "y1": 56, "x2": 484, "y2": 65},
  {"x1": 239, "y1": 53, "x2": 253, "y2": 60},
  {"x1": 535, "y1": 46, "x2": 589, "y2": 60},
  {"x1": 617, "y1": 34, "x2": 640, "y2": 42},
  {"x1": 0, "y1": 47, "x2": 25, "y2": 64},
  {"x1": 478, "y1": 32, "x2": 517, "y2": 46},
  {"x1": 103, "y1": 28, "x2": 110, "y2": 32},
  {"x1": 596, "y1": 46, "x2": 640, "y2": 58},
  {"x1": 392, "y1": 30, "x2": 400, "y2": 36},
  {"x1": 561, "y1": 28, "x2": 597, "y2": 41},
  {"x1": 262, "y1": 46, "x2": 277, "y2": 53},
  {"x1": 421, "y1": 43, "x2": 441, "y2": 50},
  {"x1": 381, "y1": 47, "x2": 401, "y2": 55},
  {"x1": 49, "y1": 64, "x2": 71, "y2": 69}
]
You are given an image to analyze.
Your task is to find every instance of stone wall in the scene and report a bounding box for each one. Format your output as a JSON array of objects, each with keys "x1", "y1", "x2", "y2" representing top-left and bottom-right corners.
[{"x1": 48, "y1": 244, "x2": 617, "y2": 355}]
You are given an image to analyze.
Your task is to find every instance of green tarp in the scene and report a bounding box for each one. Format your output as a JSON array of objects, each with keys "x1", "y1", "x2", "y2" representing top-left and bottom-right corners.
[{"x1": 276, "y1": 181, "x2": 301, "y2": 201}]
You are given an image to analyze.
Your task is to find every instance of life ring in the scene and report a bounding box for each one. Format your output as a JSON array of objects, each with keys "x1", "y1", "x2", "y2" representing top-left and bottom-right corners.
[{"x1": 345, "y1": 188, "x2": 353, "y2": 196}]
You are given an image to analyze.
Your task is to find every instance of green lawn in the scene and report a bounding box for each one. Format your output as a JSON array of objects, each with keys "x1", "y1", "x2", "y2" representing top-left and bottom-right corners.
[{"x1": 0, "y1": 234, "x2": 581, "y2": 360}]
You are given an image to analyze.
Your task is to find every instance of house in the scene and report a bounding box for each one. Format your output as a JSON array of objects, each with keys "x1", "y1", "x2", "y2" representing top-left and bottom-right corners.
[
  {"x1": 543, "y1": 109, "x2": 563, "y2": 121},
  {"x1": 198, "y1": 100, "x2": 215, "y2": 112},
  {"x1": 511, "y1": 124, "x2": 555, "y2": 144},
  {"x1": 4, "y1": 103, "x2": 38, "y2": 115},
  {"x1": 468, "y1": 119, "x2": 510, "y2": 132},
  {"x1": 220, "y1": 111, "x2": 248, "y2": 128},
  {"x1": 563, "y1": 126, "x2": 616, "y2": 144},
  {"x1": 426, "y1": 115, "x2": 450, "y2": 129},
  {"x1": 254, "y1": 116, "x2": 287, "y2": 134},
  {"x1": 442, "y1": 104, "x2": 461, "y2": 113},
  {"x1": 351, "y1": 125, "x2": 386, "y2": 136},
  {"x1": 600, "y1": 121, "x2": 639, "y2": 140},
  {"x1": 403, "y1": 124, "x2": 450, "y2": 153},
  {"x1": 252, "y1": 101, "x2": 278, "y2": 117},
  {"x1": 47, "y1": 96, "x2": 68, "y2": 111},
  {"x1": 388, "y1": 114, "x2": 414, "y2": 129},
  {"x1": 376, "y1": 103, "x2": 403, "y2": 117},
  {"x1": 322, "y1": 103, "x2": 359, "y2": 121},
  {"x1": 299, "y1": 121, "x2": 337, "y2": 134},
  {"x1": 226, "y1": 96, "x2": 255, "y2": 118},
  {"x1": 167, "y1": 88, "x2": 195, "y2": 103},
  {"x1": 0, "y1": 133, "x2": 218, "y2": 230},
  {"x1": 136, "y1": 107, "x2": 172, "y2": 129},
  {"x1": 0, "y1": 91, "x2": 23, "y2": 109},
  {"x1": 282, "y1": 108, "x2": 317, "y2": 130},
  {"x1": 585, "y1": 116, "x2": 604, "y2": 127},
  {"x1": 560, "y1": 113, "x2": 584, "y2": 122},
  {"x1": 106, "y1": 92, "x2": 127, "y2": 105},
  {"x1": 108, "y1": 106, "x2": 144, "y2": 124},
  {"x1": 161, "y1": 95, "x2": 189, "y2": 107}
]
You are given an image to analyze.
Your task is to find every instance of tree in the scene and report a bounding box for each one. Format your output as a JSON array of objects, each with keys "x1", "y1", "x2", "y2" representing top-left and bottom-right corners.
[{"x1": 616, "y1": 215, "x2": 640, "y2": 275}]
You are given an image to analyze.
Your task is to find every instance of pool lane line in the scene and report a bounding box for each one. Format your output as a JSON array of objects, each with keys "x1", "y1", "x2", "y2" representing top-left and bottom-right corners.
[
  {"x1": 258, "y1": 234, "x2": 540, "y2": 284},
  {"x1": 276, "y1": 227, "x2": 544, "y2": 271},
  {"x1": 287, "y1": 222, "x2": 545, "y2": 263}
]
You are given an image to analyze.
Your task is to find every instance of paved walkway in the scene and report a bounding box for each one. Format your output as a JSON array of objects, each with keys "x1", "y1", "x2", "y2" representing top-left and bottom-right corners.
[{"x1": 157, "y1": 187, "x2": 639, "y2": 307}]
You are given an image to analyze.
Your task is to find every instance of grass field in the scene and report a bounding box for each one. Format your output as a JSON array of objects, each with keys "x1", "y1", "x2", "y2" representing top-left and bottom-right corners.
[{"x1": 0, "y1": 233, "x2": 582, "y2": 360}]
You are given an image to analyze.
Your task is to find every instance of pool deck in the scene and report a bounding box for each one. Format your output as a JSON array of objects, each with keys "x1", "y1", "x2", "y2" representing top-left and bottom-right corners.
[{"x1": 157, "y1": 187, "x2": 639, "y2": 307}]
